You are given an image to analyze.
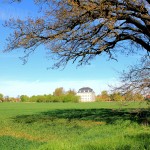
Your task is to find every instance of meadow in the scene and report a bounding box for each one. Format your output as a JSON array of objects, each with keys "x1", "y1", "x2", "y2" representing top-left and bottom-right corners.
[{"x1": 0, "y1": 102, "x2": 149, "y2": 150}]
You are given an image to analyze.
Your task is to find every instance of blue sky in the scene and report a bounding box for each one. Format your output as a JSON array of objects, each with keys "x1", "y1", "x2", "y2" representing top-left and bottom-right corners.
[{"x1": 0, "y1": 1, "x2": 142, "y2": 97}]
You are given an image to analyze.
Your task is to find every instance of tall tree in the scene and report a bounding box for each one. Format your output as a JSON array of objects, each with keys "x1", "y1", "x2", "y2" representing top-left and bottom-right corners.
[{"x1": 4, "y1": 0, "x2": 150, "y2": 68}]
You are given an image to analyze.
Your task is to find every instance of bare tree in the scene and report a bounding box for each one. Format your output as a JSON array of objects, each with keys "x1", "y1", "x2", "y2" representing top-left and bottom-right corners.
[
  {"x1": 4, "y1": 0, "x2": 150, "y2": 68},
  {"x1": 114, "y1": 56, "x2": 150, "y2": 95}
]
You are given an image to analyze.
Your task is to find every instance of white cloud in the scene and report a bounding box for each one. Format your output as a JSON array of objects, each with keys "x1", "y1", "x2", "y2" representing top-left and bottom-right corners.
[{"x1": 0, "y1": 79, "x2": 120, "y2": 97}]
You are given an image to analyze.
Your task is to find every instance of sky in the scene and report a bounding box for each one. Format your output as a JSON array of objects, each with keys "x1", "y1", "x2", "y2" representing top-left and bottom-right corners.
[{"x1": 0, "y1": 1, "x2": 143, "y2": 97}]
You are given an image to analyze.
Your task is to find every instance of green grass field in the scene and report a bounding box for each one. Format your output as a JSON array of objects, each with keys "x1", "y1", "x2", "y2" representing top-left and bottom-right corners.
[{"x1": 0, "y1": 102, "x2": 149, "y2": 150}]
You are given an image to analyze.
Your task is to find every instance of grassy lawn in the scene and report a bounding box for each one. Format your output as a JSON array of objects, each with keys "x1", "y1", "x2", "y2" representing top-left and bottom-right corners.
[{"x1": 0, "y1": 102, "x2": 149, "y2": 150}]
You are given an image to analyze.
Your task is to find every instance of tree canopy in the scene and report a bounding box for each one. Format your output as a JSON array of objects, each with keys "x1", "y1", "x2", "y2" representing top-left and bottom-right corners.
[
  {"x1": 53, "y1": 87, "x2": 65, "y2": 96},
  {"x1": 4, "y1": 0, "x2": 150, "y2": 68}
]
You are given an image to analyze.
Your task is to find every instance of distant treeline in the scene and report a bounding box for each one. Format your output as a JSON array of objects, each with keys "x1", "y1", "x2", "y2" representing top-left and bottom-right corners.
[
  {"x1": 20, "y1": 94, "x2": 79, "y2": 103},
  {"x1": 96, "y1": 91, "x2": 149, "y2": 102},
  {"x1": 0, "y1": 87, "x2": 149, "y2": 103},
  {"x1": 0, "y1": 88, "x2": 79, "y2": 103}
]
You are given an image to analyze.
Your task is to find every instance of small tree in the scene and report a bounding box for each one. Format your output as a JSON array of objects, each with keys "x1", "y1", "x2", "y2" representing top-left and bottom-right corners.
[
  {"x1": 53, "y1": 87, "x2": 65, "y2": 96},
  {"x1": 96, "y1": 90, "x2": 110, "y2": 101},
  {"x1": 66, "y1": 89, "x2": 76, "y2": 96},
  {"x1": 20, "y1": 95, "x2": 30, "y2": 102},
  {"x1": 110, "y1": 92, "x2": 125, "y2": 101}
]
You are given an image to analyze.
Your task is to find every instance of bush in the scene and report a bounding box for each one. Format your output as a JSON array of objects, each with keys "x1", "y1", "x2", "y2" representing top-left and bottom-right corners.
[{"x1": 28, "y1": 94, "x2": 79, "y2": 103}]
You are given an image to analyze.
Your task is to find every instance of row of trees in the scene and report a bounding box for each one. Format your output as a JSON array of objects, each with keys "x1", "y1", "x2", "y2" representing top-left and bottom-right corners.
[
  {"x1": 19, "y1": 88, "x2": 79, "y2": 103},
  {"x1": 20, "y1": 94, "x2": 79, "y2": 103},
  {"x1": 96, "y1": 91, "x2": 146, "y2": 102},
  {"x1": 0, "y1": 88, "x2": 79, "y2": 103},
  {"x1": 0, "y1": 87, "x2": 149, "y2": 103},
  {"x1": 0, "y1": 94, "x2": 20, "y2": 102}
]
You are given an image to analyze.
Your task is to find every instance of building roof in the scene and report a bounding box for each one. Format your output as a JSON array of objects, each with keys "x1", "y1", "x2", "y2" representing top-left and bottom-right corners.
[{"x1": 78, "y1": 87, "x2": 94, "y2": 93}]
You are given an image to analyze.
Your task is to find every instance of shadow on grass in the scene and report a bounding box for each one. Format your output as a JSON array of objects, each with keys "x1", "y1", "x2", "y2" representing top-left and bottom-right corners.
[{"x1": 13, "y1": 108, "x2": 150, "y2": 125}]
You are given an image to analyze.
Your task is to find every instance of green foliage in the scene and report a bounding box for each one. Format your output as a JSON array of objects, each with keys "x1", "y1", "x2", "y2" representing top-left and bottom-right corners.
[
  {"x1": 96, "y1": 91, "x2": 145, "y2": 102},
  {"x1": 61, "y1": 94, "x2": 79, "y2": 103},
  {"x1": 53, "y1": 87, "x2": 65, "y2": 96},
  {"x1": 28, "y1": 94, "x2": 79, "y2": 103},
  {"x1": 0, "y1": 89, "x2": 145, "y2": 103},
  {"x1": 110, "y1": 92, "x2": 125, "y2": 101},
  {"x1": 20, "y1": 95, "x2": 30, "y2": 102},
  {"x1": 96, "y1": 91, "x2": 110, "y2": 102},
  {"x1": 124, "y1": 92, "x2": 144, "y2": 101},
  {"x1": 66, "y1": 89, "x2": 76, "y2": 96}
]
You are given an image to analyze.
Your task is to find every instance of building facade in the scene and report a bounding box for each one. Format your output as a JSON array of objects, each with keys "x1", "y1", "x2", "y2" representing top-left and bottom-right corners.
[{"x1": 77, "y1": 87, "x2": 95, "y2": 102}]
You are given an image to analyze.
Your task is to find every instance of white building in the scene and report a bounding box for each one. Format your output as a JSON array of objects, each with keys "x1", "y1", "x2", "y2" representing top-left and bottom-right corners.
[{"x1": 77, "y1": 87, "x2": 95, "y2": 102}]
